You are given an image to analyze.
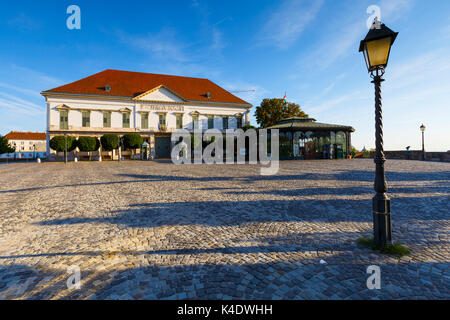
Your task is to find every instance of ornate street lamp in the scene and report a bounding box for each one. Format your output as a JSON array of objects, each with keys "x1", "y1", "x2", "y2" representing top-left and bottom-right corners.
[
  {"x1": 359, "y1": 18, "x2": 398, "y2": 247},
  {"x1": 420, "y1": 124, "x2": 426, "y2": 161}
]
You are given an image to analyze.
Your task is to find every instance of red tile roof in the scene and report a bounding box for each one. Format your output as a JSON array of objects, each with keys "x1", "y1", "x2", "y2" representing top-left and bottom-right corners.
[
  {"x1": 5, "y1": 131, "x2": 46, "y2": 141},
  {"x1": 43, "y1": 69, "x2": 251, "y2": 105}
]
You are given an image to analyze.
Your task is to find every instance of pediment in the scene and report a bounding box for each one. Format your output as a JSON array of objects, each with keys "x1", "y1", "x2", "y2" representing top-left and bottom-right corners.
[
  {"x1": 133, "y1": 85, "x2": 185, "y2": 102},
  {"x1": 55, "y1": 104, "x2": 71, "y2": 110}
]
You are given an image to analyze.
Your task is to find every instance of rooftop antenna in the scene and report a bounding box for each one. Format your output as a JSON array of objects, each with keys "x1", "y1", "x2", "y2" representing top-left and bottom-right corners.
[{"x1": 229, "y1": 89, "x2": 256, "y2": 93}]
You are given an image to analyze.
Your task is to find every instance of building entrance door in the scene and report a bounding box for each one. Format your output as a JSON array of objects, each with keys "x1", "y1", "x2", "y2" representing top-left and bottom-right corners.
[{"x1": 155, "y1": 136, "x2": 171, "y2": 159}]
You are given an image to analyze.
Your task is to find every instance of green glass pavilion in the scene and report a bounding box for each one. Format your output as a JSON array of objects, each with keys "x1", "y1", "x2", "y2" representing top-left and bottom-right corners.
[{"x1": 267, "y1": 117, "x2": 355, "y2": 160}]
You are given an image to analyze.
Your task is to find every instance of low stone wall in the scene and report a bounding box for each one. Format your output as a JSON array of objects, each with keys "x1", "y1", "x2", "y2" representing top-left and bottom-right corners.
[{"x1": 368, "y1": 150, "x2": 450, "y2": 162}]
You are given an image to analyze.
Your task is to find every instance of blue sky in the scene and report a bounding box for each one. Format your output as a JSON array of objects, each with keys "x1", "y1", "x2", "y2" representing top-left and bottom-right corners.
[{"x1": 0, "y1": 0, "x2": 449, "y2": 151}]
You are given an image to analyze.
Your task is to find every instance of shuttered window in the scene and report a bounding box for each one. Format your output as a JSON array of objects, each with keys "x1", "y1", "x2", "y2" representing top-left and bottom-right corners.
[
  {"x1": 103, "y1": 112, "x2": 111, "y2": 128},
  {"x1": 123, "y1": 112, "x2": 130, "y2": 128},
  {"x1": 208, "y1": 115, "x2": 214, "y2": 129},
  {"x1": 82, "y1": 111, "x2": 91, "y2": 127},
  {"x1": 60, "y1": 110, "x2": 68, "y2": 130},
  {"x1": 223, "y1": 116, "x2": 228, "y2": 130},
  {"x1": 192, "y1": 114, "x2": 199, "y2": 129},
  {"x1": 176, "y1": 114, "x2": 183, "y2": 129},
  {"x1": 141, "y1": 112, "x2": 149, "y2": 129}
]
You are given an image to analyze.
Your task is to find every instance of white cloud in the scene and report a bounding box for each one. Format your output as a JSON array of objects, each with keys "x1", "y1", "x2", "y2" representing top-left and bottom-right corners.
[
  {"x1": 299, "y1": 0, "x2": 412, "y2": 71},
  {"x1": 118, "y1": 28, "x2": 189, "y2": 64},
  {"x1": 256, "y1": 0, "x2": 323, "y2": 49},
  {"x1": 379, "y1": 0, "x2": 413, "y2": 22}
]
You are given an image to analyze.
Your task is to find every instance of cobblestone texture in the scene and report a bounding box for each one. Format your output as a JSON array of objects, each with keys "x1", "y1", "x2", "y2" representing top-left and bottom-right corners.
[{"x1": 0, "y1": 159, "x2": 448, "y2": 300}]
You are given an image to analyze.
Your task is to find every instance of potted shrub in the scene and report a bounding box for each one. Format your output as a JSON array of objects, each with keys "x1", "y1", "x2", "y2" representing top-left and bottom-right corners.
[
  {"x1": 101, "y1": 134, "x2": 119, "y2": 160},
  {"x1": 123, "y1": 133, "x2": 143, "y2": 160},
  {"x1": 77, "y1": 136, "x2": 100, "y2": 161},
  {"x1": 49, "y1": 136, "x2": 77, "y2": 160}
]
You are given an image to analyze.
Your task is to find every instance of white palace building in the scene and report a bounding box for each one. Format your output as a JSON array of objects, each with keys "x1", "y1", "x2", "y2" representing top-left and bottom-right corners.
[{"x1": 41, "y1": 69, "x2": 252, "y2": 159}]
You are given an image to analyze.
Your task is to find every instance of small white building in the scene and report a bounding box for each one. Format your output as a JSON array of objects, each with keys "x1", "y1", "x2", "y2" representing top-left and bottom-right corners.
[
  {"x1": 41, "y1": 69, "x2": 252, "y2": 158},
  {"x1": 2, "y1": 131, "x2": 47, "y2": 159}
]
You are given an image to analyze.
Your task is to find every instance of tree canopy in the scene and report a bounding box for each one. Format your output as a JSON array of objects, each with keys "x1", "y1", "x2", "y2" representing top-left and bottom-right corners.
[
  {"x1": 100, "y1": 134, "x2": 119, "y2": 151},
  {"x1": 255, "y1": 98, "x2": 308, "y2": 128},
  {"x1": 0, "y1": 135, "x2": 14, "y2": 154},
  {"x1": 49, "y1": 136, "x2": 77, "y2": 152},
  {"x1": 123, "y1": 133, "x2": 143, "y2": 150},
  {"x1": 77, "y1": 136, "x2": 100, "y2": 152}
]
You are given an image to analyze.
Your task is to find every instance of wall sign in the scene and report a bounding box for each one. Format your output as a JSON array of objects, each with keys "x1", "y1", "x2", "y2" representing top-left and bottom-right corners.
[{"x1": 143, "y1": 105, "x2": 185, "y2": 112}]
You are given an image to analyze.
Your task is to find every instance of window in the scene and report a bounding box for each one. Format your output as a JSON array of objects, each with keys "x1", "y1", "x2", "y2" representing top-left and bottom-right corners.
[
  {"x1": 60, "y1": 110, "x2": 68, "y2": 129},
  {"x1": 208, "y1": 115, "x2": 214, "y2": 129},
  {"x1": 176, "y1": 114, "x2": 183, "y2": 129},
  {"x1": 123, "y1": 112, "x2": 130, "y2": 128},
  {"x1": 223, "y1": 116, "x2": 228, "y2": 130},
  {"x1": 82, "y1": 111, "x2": 91, "y2": 127},
  {"x1": 103, "y1": 111, "x2": 111, "y2": 128},
  {"x1": 159, "y1": 113, "x2": 166, "y2": 130},
  {"x1": 141, "y1": 112, "x2": 149, "y2": 129},
  {"x1": 192, "y1": 114, "x2": 199, "y2": 129},
  {"x1": 237, "y1": 116, "x2": 243, "y2": 129}
]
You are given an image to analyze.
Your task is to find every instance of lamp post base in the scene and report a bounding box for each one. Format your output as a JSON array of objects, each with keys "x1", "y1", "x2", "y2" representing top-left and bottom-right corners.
[{"x1": 373, "y1": 194, "x2": 392, "y2": 247}]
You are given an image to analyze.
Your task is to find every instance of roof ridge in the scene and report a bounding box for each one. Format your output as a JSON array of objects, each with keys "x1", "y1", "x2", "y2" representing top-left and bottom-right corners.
[{"x1": 103, "y1": 69, "x2": 209, "y2": 81}]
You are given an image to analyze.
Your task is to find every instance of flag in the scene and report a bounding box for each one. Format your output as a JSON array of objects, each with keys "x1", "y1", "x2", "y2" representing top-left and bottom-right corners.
[{"x1": 282, "y1": 92, "x2": 287, "y2": 103}]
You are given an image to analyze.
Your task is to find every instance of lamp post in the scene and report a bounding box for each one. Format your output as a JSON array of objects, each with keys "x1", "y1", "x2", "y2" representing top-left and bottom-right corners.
[
  {"x1": 359, "y1": 18, "x2": 398, "y2": 247},
  {"x1": 118, "y1": 137, "x2": 123, "y2": 163},
  {"x1": 64, "y1": 133, "x2": 68, "y2": 164},
  {"x1": 420, "y1": 124, "x2": 426, "y2": 161}
]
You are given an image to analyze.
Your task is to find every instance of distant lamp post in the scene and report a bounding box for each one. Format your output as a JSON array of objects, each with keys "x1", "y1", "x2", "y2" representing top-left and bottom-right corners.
[
  {"x1": 359, "y1": 18, "x2": 398, "y2": 247},
  {"x1": 420, "y1": 124, "x2": 426, "y2": 161}
]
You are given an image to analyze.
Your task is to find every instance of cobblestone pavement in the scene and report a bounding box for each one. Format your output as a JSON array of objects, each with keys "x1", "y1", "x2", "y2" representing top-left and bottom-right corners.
[{"x1": 0, "y1": 159, "x2": 448, "y2": 300}]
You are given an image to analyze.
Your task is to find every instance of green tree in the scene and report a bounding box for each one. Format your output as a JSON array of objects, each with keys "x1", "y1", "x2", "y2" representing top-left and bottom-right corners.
[
  {"x1": 100, "y1": 134, "x2": 119, "y2": 151},
  {"x1": 123, "y1": 133, "x2": 143, "y2": 159},
  {"x1": 0, "y1": 135, "x2": 14, "y2": 154},
  {"x1": 242, "y1": 124, "x2": 256, "y2": 131},
  {"x1": 78, "y1": 136, "x2": 100, "y2": 160},
  {"x1": 255, "y1": 98, "x2": 308, "y2": 128},
  {"x1": 49, "y1": 136, "x2": 77, "y2": 152}
]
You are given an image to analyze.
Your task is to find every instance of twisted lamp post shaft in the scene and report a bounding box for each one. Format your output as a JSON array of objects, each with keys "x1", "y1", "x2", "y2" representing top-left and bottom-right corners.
[{"x1": 372, "y1": 75, "x2": 392, "y2": 246}]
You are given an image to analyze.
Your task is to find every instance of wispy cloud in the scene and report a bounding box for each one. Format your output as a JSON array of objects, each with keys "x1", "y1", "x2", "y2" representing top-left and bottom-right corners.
[
  {"x1": 299, "y1": 0, "x2": 412, "y2": 71},
  {"x1": 7, "y1": 13, "x2": 41, "y2": 31},
  {"x1": 117, "y1": 28, "x2": 189, "y2": 63},
  {"x1": 256, "y1": 0, "x2": 323, "y2": 49}
]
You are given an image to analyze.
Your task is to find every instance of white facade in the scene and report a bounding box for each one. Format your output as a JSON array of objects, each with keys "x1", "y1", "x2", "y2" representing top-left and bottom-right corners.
[{"x1": 43, "y1": 86, "x2": 252, "y2": 158}]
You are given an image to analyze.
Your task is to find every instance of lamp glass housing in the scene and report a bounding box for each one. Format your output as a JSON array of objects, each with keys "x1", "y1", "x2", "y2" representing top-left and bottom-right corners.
[
  {"x1": 420, "y1": 124, "x2": 426, "y2": 132},
  {"x1": 364, "y1": 37, "x2": 392, "y2": 70}
]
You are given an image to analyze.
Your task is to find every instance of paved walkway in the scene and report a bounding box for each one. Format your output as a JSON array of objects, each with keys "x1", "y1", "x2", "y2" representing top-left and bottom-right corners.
[{"x1": 0, "y1": 159, "x2": 448, "y2": 299}]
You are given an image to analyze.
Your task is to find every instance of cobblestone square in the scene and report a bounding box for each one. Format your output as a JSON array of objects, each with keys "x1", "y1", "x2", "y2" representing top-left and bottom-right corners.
[{"x1": 0, "y1": 159, "x2": 448, "y2": 299}]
